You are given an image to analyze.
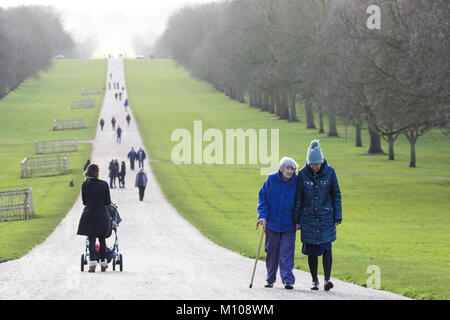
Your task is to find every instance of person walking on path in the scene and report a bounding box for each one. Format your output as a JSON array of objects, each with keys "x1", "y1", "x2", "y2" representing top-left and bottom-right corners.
[
  {"x1": 115, "y1": 92, "x2": 118, "y2": 101},
  {"x1": 135, "y1": 168, "x2": 148, "y2": 201},
  {"x1": 109, "y1": 72, "x2": 112, "y2": 80},
  {"x1": 293, "y1": 140, "x2": 342, "y2": 291},
  {"x1": 124, "y1": 99, "x2": 129, "y2": 111},
  {"x1": 126, "y1": 113, "x2": 131, "y2": 126},
  {"x1": 116, "y1": 126, "x2": 122, "y2": 144},
  {"x1": 108, "y1": 160, "x2": 116, "y2": 189},
  {"x1": 111, "y1": 116, "x2": 116, "y2": 131},
  {"x1": 99, "y1": 118, "x2": 105, "y2": 131},
  {"x1": 257, "y1": 157, "x2": 298, "y2": 289},
  {"x1": 83, "y1": 159, "x2": 91, "y2": 172},
  {"x1": 137, "y1": 148, "x2": 146, "y2": 169},
  {"x1": 119, "y1": 161, "x2": 126, "y2": 188},
  {"x1": 119, "y1": 92, "x2": 122, "y2": 101},
  {"x1": 108, "y1": 82, "x2": 111, "y2": 90},
  {"x1": 122, "y1": 86, "x2": 125, "y2": 92},
  {"x1": 77, "y1": 164, "x2": 112, "y2": 272},
  {"x1": 127, "y1": 147, "x2": 137, "y2": 171},
  {"x1": 113, "y1": 159, "x2": 120, "y2": 188}
]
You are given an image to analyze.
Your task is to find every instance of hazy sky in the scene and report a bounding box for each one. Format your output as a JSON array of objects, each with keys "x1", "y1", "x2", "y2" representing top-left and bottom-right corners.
[{"x1": 2, "y1": 0, "x2": 220, "y2": 57}]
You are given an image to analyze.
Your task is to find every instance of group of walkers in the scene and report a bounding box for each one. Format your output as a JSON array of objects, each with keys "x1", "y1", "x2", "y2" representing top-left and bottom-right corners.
[
  {"x1": 257, "y1": 140, "x2": 342, "y2": 291},
  {"x1": 108, "y1": 159, "x2": 126, "y2": 189}
]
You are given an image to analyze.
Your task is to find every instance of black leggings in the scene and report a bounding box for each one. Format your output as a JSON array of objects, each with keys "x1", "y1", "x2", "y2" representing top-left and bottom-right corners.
[
  {"x1": 88, "y1": 236, "x2": 106, "y2": 261},
  {"x1": 308, "y1": 250, "x2": 332, "y2": 282}
]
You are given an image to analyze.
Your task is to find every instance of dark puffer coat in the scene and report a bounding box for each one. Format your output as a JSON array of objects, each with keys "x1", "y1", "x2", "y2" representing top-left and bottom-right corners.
[
  {"x1": 293, "y1": 159, "x2": 342, "y2": 245},
  {"x1": 77, "y1": 178, "x2": 112, "y2": 237}
]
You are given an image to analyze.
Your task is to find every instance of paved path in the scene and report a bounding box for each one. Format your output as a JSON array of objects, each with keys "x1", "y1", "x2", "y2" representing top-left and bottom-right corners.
[{"x1": 0, "y1": 59, "x2": 409, "y2": 300}]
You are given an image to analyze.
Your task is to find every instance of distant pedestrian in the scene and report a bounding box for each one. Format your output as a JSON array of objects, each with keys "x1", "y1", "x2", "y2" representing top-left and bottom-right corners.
[
  {"x1": 109, "y1": 72, "x2": 112, "y2": 80},
  {"x1": 122, "y1": 86, "x2": 125, "y2": 92},
  {"x1": 108, "y1": 160, "x2": 115, "y2": 188},
  {"x1": 83, "y1": 159, "x2": 91, "y2": 172},
  {"x1": 119, "y1": 92, "x2": 122, "y2": 101},
  {"x1": 127, "y1": 147, "x2": 137, "y2": 171},
  {"x1": 116, "y1": 126, "x2": 122, "y2": 143},
  {"x1": 135, "y1": 168, "x2": 148, "y2": 201},
  {"x1": 111, "y1": 116, "x2": 116, "y2": 130},
  {"x1": 119, "y1": 161, "x2": 126, "y2": 188},
  {"x1": 137, "y1": 148, "x2": 146, "y2": 169},
  {"x1": 126, "y1": 113, "x2": 131, "y2": 126},
  {"x1": 116, "y1": 82, "x2": 119, "y2": 89},
  {"x1": 108, "y1": 82, "x2": 111, "y2": 90},
  {"x1": 113, "y1": 159, "x2": 120, "y2": 187},
  {"x1": 124, "y1": 99, "x2": 129, "y2": 111},
  {"x1": 99, "y1": 118, "x2": 105, "y2": 131},
  {"x1": 115, "y1": 92, "x2": 118, "y2": 101}
]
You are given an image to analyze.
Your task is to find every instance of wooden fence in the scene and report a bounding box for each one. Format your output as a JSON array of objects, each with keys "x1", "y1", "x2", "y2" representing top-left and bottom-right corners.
[
  {"x1": 70, "y1": 99, "x2": 95, "y2": 109},
  {"x1": 35, "y1": 139, "x2": 78, "y2": 154},
  {"x1": 52, "y1": 118, "x2": 86, "y2": 130},
  {"x1": 0, "y1": 188, "x2": 34, "y2": 221},
  {"x1": 81, "y1": 88, "x2": 102, "y2": 95},
  {"x1": 21, "y1": 154, "x2": 69, "y2": 178}
]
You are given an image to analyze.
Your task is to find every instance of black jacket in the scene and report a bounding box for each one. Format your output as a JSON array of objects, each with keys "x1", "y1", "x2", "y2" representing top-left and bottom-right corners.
[{"x1": 77, "y1": 178, "x2": 112, "y2": 237}]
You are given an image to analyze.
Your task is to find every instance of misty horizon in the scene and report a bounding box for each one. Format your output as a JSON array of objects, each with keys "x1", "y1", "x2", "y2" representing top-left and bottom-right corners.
[{"x1": 1, "y1": 0, "x2": 221, "y2": 58}]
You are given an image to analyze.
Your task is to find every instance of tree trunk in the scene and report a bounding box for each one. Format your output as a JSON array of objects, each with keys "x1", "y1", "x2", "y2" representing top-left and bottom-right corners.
[
  {"x1": 355, "y1": 124, "x2": 362, "y2": 147},
  {"x1": 367, "y1": 125, "x2": 385, "y2": 154},
  {"x1": 387, "y1": 135, "x2": 395, "y2": 160},
  {"x1": 305, "y1": 96, "x2": 316, "y2": 129},
  {"x1": 289, "y1": 93, "x2": 299, "y2": 122},
  {"x1": 328, "y1": 107, "x2": 338, "y2": 137},
  {"x1": 409, "y1": 139, "x2": 416, "y2": 167},
  {"x1": 319, "y1": 110, "x2": 324, "y2": 133},
  {"x1": 269, "y1": 93, "x2": 275, "y2": 114},
  {"x1": 263, "y1": 92, "x2": 270, "y2": 111},
  {"x1": 275, "y1": 91, "x2": 281, "y2": 116},
  {"x1": 279, "y1": 91, "x2": 290, "y2": 120}
]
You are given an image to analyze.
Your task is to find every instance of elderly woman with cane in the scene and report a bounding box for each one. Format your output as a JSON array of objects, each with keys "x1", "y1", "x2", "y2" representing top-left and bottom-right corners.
[
  {"x1": 257, "y1": 157, "x2": 298, "y2": 289},
  {"x1": 77, "y1": 164, "x2": 112, "y2": 272},
  {"x1": 294, "y1": 140, "x2": 342, "y2": 291}
]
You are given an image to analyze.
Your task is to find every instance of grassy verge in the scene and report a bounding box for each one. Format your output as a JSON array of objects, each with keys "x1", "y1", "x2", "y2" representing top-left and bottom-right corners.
[{"x1": 0, "y1": 59, "x2": 106, "y2": 260}]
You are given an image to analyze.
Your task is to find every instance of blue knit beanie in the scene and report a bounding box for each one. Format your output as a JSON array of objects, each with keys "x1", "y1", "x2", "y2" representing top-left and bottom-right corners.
[{"x1": 306, "y1": 140, "x2": 324, "y2": 165}]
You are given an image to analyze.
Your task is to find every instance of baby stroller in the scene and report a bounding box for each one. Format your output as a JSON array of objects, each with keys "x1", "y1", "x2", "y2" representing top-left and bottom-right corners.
[{"x1": 81, "y1": 203, "x2": 123, "y2": 272}]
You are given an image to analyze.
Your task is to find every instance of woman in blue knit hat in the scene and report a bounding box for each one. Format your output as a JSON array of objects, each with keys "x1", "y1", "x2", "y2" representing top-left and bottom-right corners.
[{"x1": 293, "y1": 140, "x2": 342, "y2": 291}]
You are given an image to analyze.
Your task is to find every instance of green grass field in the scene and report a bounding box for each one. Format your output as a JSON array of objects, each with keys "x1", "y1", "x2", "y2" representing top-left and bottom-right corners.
[
  {"x1": 125, "y1": 59, "x2": 450, "y2": 300},
  {"x1": 0, "y1": 59, "x2": 106, "y2": 260}
]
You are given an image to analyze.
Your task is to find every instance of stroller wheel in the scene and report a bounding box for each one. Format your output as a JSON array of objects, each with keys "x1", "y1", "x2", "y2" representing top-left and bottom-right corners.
[
  {"x1": 112, "y1": 258, "x2": 116, "y2": 271},
  {"x1": 81, "y1": 254, "x2": 85, "y2": 272},
  {"x1": 119, "y1": 254, "x2": 123, "y2": 272}
]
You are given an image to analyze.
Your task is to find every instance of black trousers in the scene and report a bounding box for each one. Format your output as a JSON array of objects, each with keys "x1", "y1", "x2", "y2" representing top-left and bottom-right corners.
[
  {"x1": 308, "y1": 251, "x2": 333, "y2": 282},
  {"x1": 130, "y1": 160, "x2": 135, "y2": 171},
  {"x1": 138, "y1": 186, "x2": 146, "y2": 201},
  {"x1": 88, "y1": 236, "x2": 106, "y2": 261}
]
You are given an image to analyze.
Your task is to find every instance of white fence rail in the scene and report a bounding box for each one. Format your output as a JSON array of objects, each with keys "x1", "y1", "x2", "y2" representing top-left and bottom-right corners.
[
  {"x1": 81, "y1": 88, "x2": 102, "y2": 95},
  {"x1": 52, "y1": 118, "x2": 86, "y2": 130},
  {"x1": 35, "y1": 139, "x2": 78, "y2": 154},
  {"x1": 21, "y1": 154, "x2": 69, "y2": 178},
  {"x1": 0, "y1": 188, "x2": 34, "y2": 221},
  {"x1": 70, "y1": 99, "x2": 95, "y2": 109}
]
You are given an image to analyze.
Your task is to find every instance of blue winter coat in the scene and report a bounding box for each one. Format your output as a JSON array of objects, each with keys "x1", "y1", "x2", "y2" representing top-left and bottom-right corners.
[
  {"x1": 257, "y1": 171, "x2": 298, "y2": 233},
  {"x1": 293, "y1": 159, "x2": 342, "y2": 245}
]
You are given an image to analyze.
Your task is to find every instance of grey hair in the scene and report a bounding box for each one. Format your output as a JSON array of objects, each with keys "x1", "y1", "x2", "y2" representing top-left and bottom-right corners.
[{"x1": 279, "y1": 157, "x2": 298, "y2": 171}]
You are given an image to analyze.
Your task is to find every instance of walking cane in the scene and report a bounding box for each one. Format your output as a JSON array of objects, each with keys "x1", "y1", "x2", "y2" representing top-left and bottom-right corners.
[{"x1": 249, "y1": 222, "x2": 265, "y2": 288}]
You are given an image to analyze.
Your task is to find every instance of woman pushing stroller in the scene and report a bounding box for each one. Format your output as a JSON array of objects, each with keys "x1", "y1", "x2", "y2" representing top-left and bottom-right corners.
[{"x1": 77, "y1": 163, "x2": 112, "y2": 272}]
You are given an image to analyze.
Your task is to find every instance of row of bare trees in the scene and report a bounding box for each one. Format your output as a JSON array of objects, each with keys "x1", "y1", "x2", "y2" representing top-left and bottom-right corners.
[
  {"x1": 152, "y1": 0, "x2": 449, "y2": 167},
  {"x1": 0, "y1": 5, "x2": 94, "y2": 99}
]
